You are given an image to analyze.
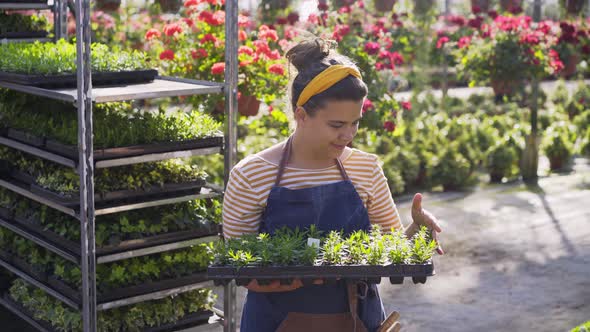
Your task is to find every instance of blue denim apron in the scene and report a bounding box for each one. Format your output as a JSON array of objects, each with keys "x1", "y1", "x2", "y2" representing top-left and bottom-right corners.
[{"x1": 240, "y1": 137, "x2": 385, "y2": 332}]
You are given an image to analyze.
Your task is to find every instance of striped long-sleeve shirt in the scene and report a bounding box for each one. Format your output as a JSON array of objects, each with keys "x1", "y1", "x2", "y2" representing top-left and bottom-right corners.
[{"x1": 222, "y1": 148, "x2": 403, "y2": 238}]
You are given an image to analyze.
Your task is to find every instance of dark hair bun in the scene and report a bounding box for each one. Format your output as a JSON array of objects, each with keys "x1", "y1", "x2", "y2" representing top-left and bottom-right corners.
[{"x1": 286, "y1": 38, "x2": 335, "y2": 73}]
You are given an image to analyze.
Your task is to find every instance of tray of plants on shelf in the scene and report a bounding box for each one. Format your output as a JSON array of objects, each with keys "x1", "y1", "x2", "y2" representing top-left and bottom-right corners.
[
  {"x1": 0, "y1": 187, "x2": 221, "y2": 255},
  {"x1": 209, "y1": 225, "x2": 438, "y2": 286},
  {"x1": 0, "y1": 12, "x2": 48, "y2": 39},
  {"x1": 0, "y1": 226, "x2": 215, "y2": 302},
  {"x1": 6, "y1": 278, "x2": 216, "y2": 332},
  {"x1": 0, "y1": 146, "x2": 209, "y2": 206},
  {"x1": 0, "y1": 90, "x2": 224, "y2": 159},
  {"x1": 0, "y1": 39, "x2": 157, "y2": 87}
]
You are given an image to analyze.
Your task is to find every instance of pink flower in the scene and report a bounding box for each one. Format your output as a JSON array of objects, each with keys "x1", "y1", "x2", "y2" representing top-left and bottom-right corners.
[
  {"x1": 383, "y1": 121, "x2": 396, "y2": 132},
  {"x1": 400, "y1": 101, "x2": 412, "y2": 111},
  {"x1": 182, "y1": 18, "x2": 194, "y2": 27},
  {"x1": 211, "y1": 62, "x2": 225, "y2": 75},
  {"x1": 436, "y1": 36, "x2": 450, "y2": 49},
  {"x1": 472, "y1": 5, "x2": 481, "y2": 14},
  {"x1": 238, "y1": 46, "x2": 255, "y2": 56},
  {"x1": 458, "y1": 36, "x2": 471, "y2": 48},
  {"x1": 159, "y1": 49, "x2": 175, "y2": 61},
  {"x1": 318, "y1": 2, "x2": 329, "y2": 11},
  {"x1": 183, "y1": 0, "x2": 198, "y2": 7},
  {"x1": 239, "y1": 30, "x2": 248, "y2": 41},
  {"x1": 145, "y1": 28, "x2": 161, "y2": 40},
  {"x1": 259, "y1": 28, "x2": 279, "y2": 42},
  {"x1": 268, "y1": 64, "x2": 285, "y2": 75},
  {"x1": 253, "y1": 40, "x2": 271, "y2": 56},
  {"x1": 390, "y1": 52, "x2": 404, "y2": 65},
  {"x1": 362, "y1": 99, "x2": 374, "y2": 113},
  {"x1": 487, "y1": 10, "x2": 498, "y2": 19},
  {"x1": 200, "y1": 33, "x2": 218, "y2": 44},
  {"x1": 191, "y1": 48, "x2": 208, "y2": 59},
  {"x1": 520, "y1": 33, "x2": 540, "y2": 45},
  {"x1": 364, "y1": 42, "x2": 380, "y2": 55},
  {"x1": 163, "y1": 23, "x2": 183, "y2": 37}
]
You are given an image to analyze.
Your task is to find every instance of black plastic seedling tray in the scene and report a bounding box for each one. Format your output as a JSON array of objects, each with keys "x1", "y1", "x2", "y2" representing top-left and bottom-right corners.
[
  {"x1": 208, "y1": 263, "x2": 435, "y2": 286},
  {"x1": 3, "y1": 294, "x2": 214, "y2": 332},
  {"x1": 6, "y1": 128, "x2": 45, "y2": 147},
  {"x1": 0, "y1": 69, "x2": 158, "y2": 88},
  {"x1": 9, "y1": 211, "x2": 219, "y2": 256},
  {"x1": 30, "y1": 179, "x2": 206, "y2": 206},
  {"x1": 48, "y1": 272, "x2": 209, "y2": 303},
  {"x1": 0, "y1": 31, "x2": 48, "y2": 39},
  {"x1": 45, "y1": 136, "x2": 223, "y2": 160}
]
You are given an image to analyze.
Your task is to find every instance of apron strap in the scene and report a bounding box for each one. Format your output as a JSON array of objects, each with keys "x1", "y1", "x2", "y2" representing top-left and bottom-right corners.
[
  {"x1": 347, "y1": 282, "x2": 360, "y2": 331},
  {"x1": 275, "y1": 136, "x2": 351, "y2": 187}
]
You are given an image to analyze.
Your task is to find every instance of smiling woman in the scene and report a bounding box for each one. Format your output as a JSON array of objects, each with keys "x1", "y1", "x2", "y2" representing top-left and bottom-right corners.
[{"x1": 222, "y1": 37, "x2": 442, "y2": 332}]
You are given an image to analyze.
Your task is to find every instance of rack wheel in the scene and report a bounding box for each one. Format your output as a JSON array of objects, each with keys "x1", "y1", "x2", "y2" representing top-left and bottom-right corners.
[{"x1": 412, "y1": 276, "x2": 427, "y2": 284}]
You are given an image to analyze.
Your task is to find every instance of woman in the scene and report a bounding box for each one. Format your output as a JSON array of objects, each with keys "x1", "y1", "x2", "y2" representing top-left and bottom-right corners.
[{"x1": 222, "y1": 38, "x2": 443, "y2": 332}]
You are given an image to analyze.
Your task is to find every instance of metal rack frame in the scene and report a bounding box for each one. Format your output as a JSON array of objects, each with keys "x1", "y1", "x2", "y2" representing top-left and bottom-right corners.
[
  {"x1": 0, "y1": 0, "x2": 67, "y2": 43},
  {"x1": 0, "y1": 0, "x2": 239, "y2": 331}
]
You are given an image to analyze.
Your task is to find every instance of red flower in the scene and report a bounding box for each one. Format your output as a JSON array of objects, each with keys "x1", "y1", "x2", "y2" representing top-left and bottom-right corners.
[
  {"x1": 200, "y1": 33, "x2": 218, "y2": 44},
  {"x1": 191, "y1": 48, "x2": 208, "y2": 59},
  {"x1": 253, "y1": 40, "x2": 271, "y2": 56},
  {"x1": 472, "y1": 5, "x2": 481, "y2": 14},
  {"x1": 183, "y1": 0, "x2": 198, "y2": 7},
  {"x1": 239, "y1": 30, "x2": 248, "y2": 41},
  {"x1": 333, "y1": 24, "x2": 350, "y2": 42},
  {"x1": 520, "y1": 33, "x2": 540, "y2": 45},
  {"x1": 159, "y1": 49, "x2": 175, "y2": 61},
  {"x1": 383, "y1": 121, "x2": 396, "y2": 132},
  {"x1": 145, "y1": 28, "x2": 161, "y2": 40},
  {"x1": 163, "y1": 23, "x2": 183, "y2": 37},
  {"x1": 276, "y1": 17, "x2": 288, "y2": 25},
  {"x1": 400, "y1": 101, "x2": 412, "y2": 111},
  {"x1": 364, "y1": 42, "x2": 380, "y2": 55},
  {"x1": 268, "y1": 64, "x2": 285, "y2": 75},
  {"x1": 549, "y1": 49, "x2": 564, "y2": 72},
  {"x1": 182, "y1": 18, "x2": 194, "y2": 27},
  {"x1": 362, "y1": 99, "x2": 374, "y2": 113},
  {"x1": 338, "y1": 6, "x2": 351, "y2": 14},
  {"x1": 487, "y1": 10, "x2": 498, "y2": 19},
  {"x1": 467, "y1": 16, "x2": 484, "y2": 29},
  {"x1": 582, "y1": 45, "x2": 590, "y2": 55},
  {"x1": 390, "y1": 52, "x2": 404, "y2": 65},
  {"x1": 458, "y1": 36, "x2": 471, "y2": 48},
  {"x1": 446, "y1": 15, "x2": 467, "y2": 27},
  {"x1": 238, "y1": 14, "x2": 251, "y2": 28},
  {"x1": 268, "y1": 50, "x2": 281, "y2": 60},
  {"x1": 211, "y1": 62, "x2": 225, "y2": 75},
  {"x1": 378, "y1": 50, "x2": 390, "y2": 59},
  {"x1": 239, "y1": 46, "x2": 255, "y2": 56},
  {"x1": 287, "y1": 12, "x2": 299, "y2": 25},
  {"x1": 259, "y1": 27, "x2": 279, "y2": 42},
  {"x1": 375, "y1": 62, "x2": 386, "y2": 71},
  {"x1": 436, "y1": 36, "x2": 450, "y2": 49},
  {"x1": 509, "y1": 6, "x2": 523, "y2": 14}
]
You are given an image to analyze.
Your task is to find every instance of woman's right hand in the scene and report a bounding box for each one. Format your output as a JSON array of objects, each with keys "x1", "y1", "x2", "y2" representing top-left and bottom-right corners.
[{"x1": 245, "y1": 279, "x2": 323, "y2": 293}]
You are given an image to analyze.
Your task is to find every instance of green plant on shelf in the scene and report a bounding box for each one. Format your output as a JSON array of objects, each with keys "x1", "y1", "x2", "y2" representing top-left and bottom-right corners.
[
  {"x1": 0, "y1": 39, "x2": 151, "y2": 75},
  {"x1": 213, "y1": 225, "x2": 439, "y2": 268},
  {"x1": 9, "y1": 278, "x2": 215, "y2": 332},
  {"x1": 0, "y1": 12, "x2": 48, "y2": 34},
  {"x1": 0, "y1": 90, "x2": 223, "y2": 148}
]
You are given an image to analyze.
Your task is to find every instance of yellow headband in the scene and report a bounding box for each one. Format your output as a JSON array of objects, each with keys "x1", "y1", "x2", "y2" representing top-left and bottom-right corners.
[{"x1": 296, "y1": 65, "x2": 363, "y2": 107}]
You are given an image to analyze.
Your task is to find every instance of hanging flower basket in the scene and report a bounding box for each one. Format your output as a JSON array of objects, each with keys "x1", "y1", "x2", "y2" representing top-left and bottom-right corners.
[
  {"x1": 94, "y1": 0, "x2": 121, "y2": 11},
  {"x1": 470, "y1": 0, "x2": 490, "y2": 12},
  {"x1": 374, "y1": 0, "x2": 397, "y2": 12},
  {"x1": 500, "y1": 0, "x2": 522, "y2": 11},
  {"x1": 238, "y1": 95, "x2": 261, "y2": 117}
]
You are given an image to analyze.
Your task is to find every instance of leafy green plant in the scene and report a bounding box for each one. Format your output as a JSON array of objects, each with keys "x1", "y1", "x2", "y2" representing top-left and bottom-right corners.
[
  {"x1": 410, "y1": 226, "x2": 438, "y2": 264},
  {"x1": 0, "y1": 12, "x2": 48, "y2": 33},
  {"x1": 542, "y1": 123, "x2": 575, "y2": 171},
  {"x1": 9, "y1": 278, "x2": 214, "y2": 332},
  {"x1": 486, "y1": 141, "x2": 520, "y2": 183},
  {"x1": 0, "y1": 39, "x2": 151, "y2": 75}
]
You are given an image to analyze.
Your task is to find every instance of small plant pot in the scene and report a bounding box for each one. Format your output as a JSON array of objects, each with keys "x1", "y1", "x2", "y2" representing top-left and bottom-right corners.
[
  {"x1": 489, "y1": 172, "x2": 504, "y2": 183},
  {"x1": 549, "y1": 156, "x2": 566, "y2": 171},
  {"x1": 6, "y1": 128, "x2": 45, "y2": 147}
]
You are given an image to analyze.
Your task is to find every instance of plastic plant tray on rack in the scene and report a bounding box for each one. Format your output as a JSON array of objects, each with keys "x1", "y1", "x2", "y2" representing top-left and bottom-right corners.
[
  {"x1": 1, "y1": 293, "x2": 216, "y2": 332},
  {"x1": 0, "y1": 69, "x2": 159, "y2": 88},
  {"x1": 208, "y1": 263, "x2": 435, "y2": 286},
  {"x1": 45, "y1": 136, "x2": 223, "y2": 161},
  {"x1": 7, "y1": 210, "x2": 220, "y2": 257},
  {"x1": 29, "y1": 179, "x2": 207, "y2": 206},
  {"x1": 0, "y1": 31, "x2": 48, "y2": 39}
]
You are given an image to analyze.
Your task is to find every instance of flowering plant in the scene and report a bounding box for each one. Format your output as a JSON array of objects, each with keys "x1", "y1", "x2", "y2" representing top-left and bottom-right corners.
[
  {"x1": 551, "y1": 20, "x2": 590, "y2": 75},
  {"x1": 145, "y1": 0, "x2": 288, "y2": 113},
  {"x1": 455, "y1": 15, "x2": 563, "y2": 89}
]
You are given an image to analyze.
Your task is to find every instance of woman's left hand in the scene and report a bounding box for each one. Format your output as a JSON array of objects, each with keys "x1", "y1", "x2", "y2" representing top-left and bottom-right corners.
[{"x1": 411, "y1": 193, "x2": 444, "y2": 255}]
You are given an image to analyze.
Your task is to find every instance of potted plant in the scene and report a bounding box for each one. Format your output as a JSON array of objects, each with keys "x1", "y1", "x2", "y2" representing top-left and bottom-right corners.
[
  {"x1": 485, "y1": 142, "x2": 519, "y2": 182},
  {"x1": 455, "y1": 15, "x2": 563, "y2": 98},
  {"x1": 553, "y1": 21, "x2": 582, "y2": 78},
  {"x1": 542, "y1": 124, "x2": 574, "y2": 171}
]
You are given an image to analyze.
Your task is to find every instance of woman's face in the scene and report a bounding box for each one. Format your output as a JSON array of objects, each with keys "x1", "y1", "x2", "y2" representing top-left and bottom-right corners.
[{"x1": 296, "y1": 99, "x2": 364, "y2": 159}]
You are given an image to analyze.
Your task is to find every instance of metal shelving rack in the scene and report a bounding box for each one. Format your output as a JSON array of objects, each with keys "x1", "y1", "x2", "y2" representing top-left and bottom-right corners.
[
  {"x1": 0, "y1": 0, "x2": 239, "y2": 331},
  {"x1": 0, "y1": 0, "x2": 67, "y2": 43}
]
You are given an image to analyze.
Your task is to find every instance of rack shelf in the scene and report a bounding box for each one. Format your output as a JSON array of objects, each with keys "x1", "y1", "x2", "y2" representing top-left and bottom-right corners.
[
  {"x1": 0, "y1": 3, "x2": 51, "y2": 9},
  {"x1": 0, "y1": 296, "x2": 53, "y2": 332},
  {"x1": 0, "y1": 76, "x2": 224, "y2": 103},
  {"x1": 0, "y1": 135, "x2": 222, "y2": 169}
]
